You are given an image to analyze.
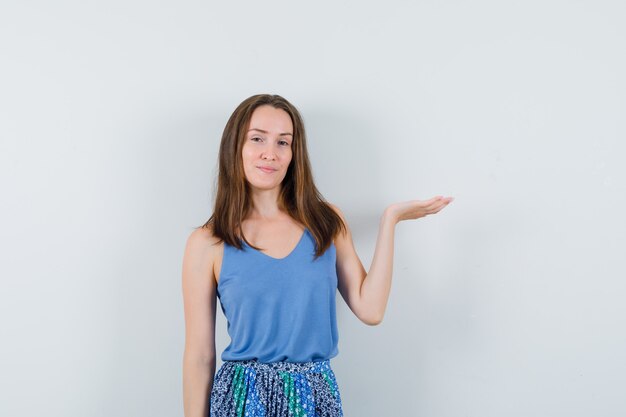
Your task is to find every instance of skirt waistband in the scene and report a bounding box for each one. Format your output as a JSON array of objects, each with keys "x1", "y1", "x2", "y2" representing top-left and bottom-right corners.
[{"x1": 221, "y1": 358, "x2": 332, "y2": 374}]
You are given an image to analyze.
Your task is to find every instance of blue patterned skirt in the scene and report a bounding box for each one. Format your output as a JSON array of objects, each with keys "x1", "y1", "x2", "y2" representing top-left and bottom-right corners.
[{"x1": 209, "y1": 359, "x2": 344, "y2": 417}]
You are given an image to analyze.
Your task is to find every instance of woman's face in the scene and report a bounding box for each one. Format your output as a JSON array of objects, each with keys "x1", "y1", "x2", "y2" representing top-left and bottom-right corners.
[{"x1": 241, "y1": 105, "x2": 294, "y2": 191}]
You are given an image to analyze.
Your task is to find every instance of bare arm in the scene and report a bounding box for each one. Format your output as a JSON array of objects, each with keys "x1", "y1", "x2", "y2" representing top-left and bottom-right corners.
[
  {"x1": 182, "y1": 227, "x2": 220, "y2": 417},
  {"x1": 333, "y1": 195, "x2": 453, "y2": 325}
]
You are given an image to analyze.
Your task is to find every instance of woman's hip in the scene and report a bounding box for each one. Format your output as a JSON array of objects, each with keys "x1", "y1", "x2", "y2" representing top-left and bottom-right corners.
[{"x1": 210, "y1": 358, "x2": 343, "y2": 416}]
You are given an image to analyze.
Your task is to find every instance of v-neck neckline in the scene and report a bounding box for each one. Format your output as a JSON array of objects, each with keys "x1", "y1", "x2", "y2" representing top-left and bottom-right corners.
[{"x1": 243, "y1": 228, "x2": 308, "y2": 261}]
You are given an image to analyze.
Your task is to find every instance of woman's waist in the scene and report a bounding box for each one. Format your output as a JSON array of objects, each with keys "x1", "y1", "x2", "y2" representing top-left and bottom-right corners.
[{"x1": 220, "y1": 358, "x2": 334, "y2": 374}]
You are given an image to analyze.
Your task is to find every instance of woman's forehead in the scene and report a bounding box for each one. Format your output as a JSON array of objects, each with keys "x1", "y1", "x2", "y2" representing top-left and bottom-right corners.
[{"x1": 248, "y1": 105, "x2": 293, "y2": 134}]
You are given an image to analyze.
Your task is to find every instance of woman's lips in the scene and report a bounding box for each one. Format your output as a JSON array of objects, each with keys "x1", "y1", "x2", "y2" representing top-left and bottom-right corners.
[{"x1": 258, "y1": 166, "x2": 277, "y2": 173}]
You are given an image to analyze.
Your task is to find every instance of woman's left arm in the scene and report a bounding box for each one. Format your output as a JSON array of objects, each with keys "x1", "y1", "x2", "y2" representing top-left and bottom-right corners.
[{"x1": 332, "y1": 196, "x2": 453, "y2": 325}]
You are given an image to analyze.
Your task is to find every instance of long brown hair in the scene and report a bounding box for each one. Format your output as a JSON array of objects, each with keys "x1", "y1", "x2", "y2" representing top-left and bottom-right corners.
[{"x1": 198, "y1": 94, "x2": 346, "y2": 259}]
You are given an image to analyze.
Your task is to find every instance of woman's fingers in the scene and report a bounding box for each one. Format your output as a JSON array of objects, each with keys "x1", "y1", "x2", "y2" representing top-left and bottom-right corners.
[
  {"x1": 415, "y1": 196, "x2": 452, "y2": 216},
  {"x1": 430, "y1": 197, "x2": 453, "y2": 213},
  {"x1": 423, "y1": 196, "x2": 447, "y2": 211},
  {"x1": 388, "y1": 196, "x2": 453, "y2": 222}
]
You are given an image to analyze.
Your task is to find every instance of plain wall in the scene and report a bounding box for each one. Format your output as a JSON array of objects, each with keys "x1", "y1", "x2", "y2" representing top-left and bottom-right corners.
[{"x1": 1, "y1": 1, "x2": 625, "y2": 416}]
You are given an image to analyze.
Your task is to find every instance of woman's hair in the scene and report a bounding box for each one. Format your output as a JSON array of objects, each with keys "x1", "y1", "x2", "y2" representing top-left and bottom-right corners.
[{"x1": 198, "y1": 93, "x2": 346, "y2": 259}]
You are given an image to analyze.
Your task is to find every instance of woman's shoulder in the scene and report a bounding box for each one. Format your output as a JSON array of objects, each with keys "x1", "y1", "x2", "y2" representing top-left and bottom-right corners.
[
  {"x1": 184, "y1": 224, "x2": 224, "y2": 284},
  {"x1": 187, "y1": 223, "x2": 222, "y2": 246},
  {"x1": 328, "y1": 201, "x2": 351, "y2": 227},
  {"x1": 184, "y1": 225, "x2": 223, "y2": 265},
  {"x1": 326, "y1": 201, "x2": 345, "y2": 218},
  {"x1": 325, "y1": 201, "x2": 350, "y2": 240}
]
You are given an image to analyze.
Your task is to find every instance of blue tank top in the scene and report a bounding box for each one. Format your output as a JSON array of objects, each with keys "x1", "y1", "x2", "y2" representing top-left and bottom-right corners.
[{"x1": 216, "y1": 227, "x2": 339, "y2": 363}]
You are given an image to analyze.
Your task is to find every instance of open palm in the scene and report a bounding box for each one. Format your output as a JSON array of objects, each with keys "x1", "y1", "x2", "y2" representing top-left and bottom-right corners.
[{"x1": 387, "y1": 195, "x2": 454, "y2": 223}]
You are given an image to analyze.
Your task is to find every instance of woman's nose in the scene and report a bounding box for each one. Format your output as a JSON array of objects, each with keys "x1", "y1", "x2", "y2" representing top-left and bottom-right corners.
[
  {"x1": 261, "y1": 143, "x2": 280, "y2": 160},
  {"x1": 262, "y1": 148, "x2": 276, "y2": 160}
]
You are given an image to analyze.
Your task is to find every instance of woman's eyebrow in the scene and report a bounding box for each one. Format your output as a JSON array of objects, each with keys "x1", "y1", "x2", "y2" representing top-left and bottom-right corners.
[{"x1": 248, "y1": 128, "x2": 293, "y2": 136}]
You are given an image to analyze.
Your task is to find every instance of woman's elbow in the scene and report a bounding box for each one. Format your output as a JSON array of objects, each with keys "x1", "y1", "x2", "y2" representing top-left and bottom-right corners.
[{"x1": 359, "y1": 312, "x2": 384, "y2": 326}]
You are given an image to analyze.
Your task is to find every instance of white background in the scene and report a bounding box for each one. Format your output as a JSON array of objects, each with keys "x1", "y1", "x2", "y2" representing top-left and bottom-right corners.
[{"x1": 1, "y1": 1, "x2": 625, "y2": 416}]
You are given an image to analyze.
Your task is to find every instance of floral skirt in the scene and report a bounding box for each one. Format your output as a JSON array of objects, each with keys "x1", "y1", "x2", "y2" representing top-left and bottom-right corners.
[{"x1": 209, "y1": 359, "x2": 344, "y2": 417}]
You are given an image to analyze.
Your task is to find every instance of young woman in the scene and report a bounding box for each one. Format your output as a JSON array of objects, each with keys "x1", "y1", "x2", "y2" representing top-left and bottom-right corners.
[{"x1": 182, "y1": 94, "x2": 453, "y2": 417}]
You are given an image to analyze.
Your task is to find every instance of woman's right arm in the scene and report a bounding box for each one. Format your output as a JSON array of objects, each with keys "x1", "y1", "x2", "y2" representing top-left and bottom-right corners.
[{"x1": 182, "y1": 227, "x2": 220, "y2": 417}]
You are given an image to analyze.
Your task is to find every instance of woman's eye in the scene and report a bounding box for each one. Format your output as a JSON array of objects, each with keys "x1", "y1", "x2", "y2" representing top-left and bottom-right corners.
[{"x1": 250, "y1": 137, "x2": 289, "y2": 146}]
